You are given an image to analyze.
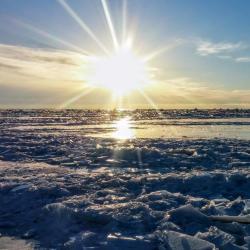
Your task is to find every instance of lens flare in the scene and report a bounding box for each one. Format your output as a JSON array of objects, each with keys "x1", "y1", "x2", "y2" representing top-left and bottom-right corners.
[{"x1": 86, "y1": 44, "x2": 150, "y2": 96}]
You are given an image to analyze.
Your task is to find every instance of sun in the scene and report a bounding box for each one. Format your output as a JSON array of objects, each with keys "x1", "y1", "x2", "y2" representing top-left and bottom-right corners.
[{"x1": 86, "y1": 43, "x2": 150, "y2": 96}]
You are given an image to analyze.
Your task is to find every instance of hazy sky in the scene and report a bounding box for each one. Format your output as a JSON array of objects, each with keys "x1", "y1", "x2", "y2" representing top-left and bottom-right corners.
[{"x1": 0, "y1": 0, "x2": 249, "y2": 108}]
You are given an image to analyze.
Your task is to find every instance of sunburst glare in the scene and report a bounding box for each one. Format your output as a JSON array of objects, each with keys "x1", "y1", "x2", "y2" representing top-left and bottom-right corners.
[
  {"x1": 15, "y1": 0, "x2": 174, "y2": 108},
  {"x1": 113, "y1": 117, "x2": 134, "y2": 139},
  {"x1": 86, "y1": 41, "x2": 151, "y2": 97},
  {"x1": 57, "y1": 0, "x2": 158, "y2": 100}
]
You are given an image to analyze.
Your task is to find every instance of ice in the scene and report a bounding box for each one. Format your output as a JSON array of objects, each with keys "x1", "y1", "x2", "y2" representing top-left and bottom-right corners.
[
  {"x1": 156, "y1": 231, "x2": 215, "y2": 250},
  {"x1": 106, "y1": 234, "x2": 154, "y2": 250},
  {"x1": 0, "y1": 237, "x2": 34, "y2": 250},
  {"x1": 11, "y1": 183, "x2": 32, "y2": 192},
  {"x1": 196, "y1": 226, "x2": 236, "y2": 248},
  {"x1": 210, "y1": 215, "x2": 250, "y2": 224},
  {"x1": 167, "y1": 205, "x2": 210, "y2": 225},
  {"x1": 0, "y1": 109, "x2": 249, "y2": 249},
  {"x1": 0, "y1": 160, "x2": 250, "y2": 249}
]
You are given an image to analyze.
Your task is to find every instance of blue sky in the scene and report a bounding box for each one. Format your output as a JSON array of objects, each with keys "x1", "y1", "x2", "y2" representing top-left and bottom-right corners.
[{"x1": 0, "y1": 0, "x2": 249, "y2": 108}]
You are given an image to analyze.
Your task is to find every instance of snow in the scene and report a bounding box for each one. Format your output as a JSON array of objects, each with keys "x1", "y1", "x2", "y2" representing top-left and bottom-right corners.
[
  {"x1": 0, "y1": 109, "x2": 249, "y2": 249},
  {"x1": 0, "y1": 160, "x2": 250, "y2": 249},
  {"x1": 157, "y1": 231, "x2": 216, "y2": 250},
  {"x1": 0, "y1": 237, "x2": 34, "y2": 250}
]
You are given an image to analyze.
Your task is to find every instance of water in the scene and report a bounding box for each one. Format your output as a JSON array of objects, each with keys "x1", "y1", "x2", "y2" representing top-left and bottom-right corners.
[
  {"x1": 1, "y1": 110, "x2": 250, "y2": 140},
  {"x1": 0, "y1": 109, "x2": 249, "y2": 170},
  {"x1": 93, "y1": 117, "x2": 250, "y2": 140}
]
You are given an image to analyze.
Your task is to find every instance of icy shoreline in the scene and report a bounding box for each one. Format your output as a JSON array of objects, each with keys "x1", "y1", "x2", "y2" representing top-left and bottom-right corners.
[
  {"x1": 1, "y1": 135, "x2": 249, "y2": 171},
  {"x1": 0, "y1": 109, "x2": 249, "y2": 249},
  {"x1": 1, "y1": 160, "x2": 250, "y2": 249}
]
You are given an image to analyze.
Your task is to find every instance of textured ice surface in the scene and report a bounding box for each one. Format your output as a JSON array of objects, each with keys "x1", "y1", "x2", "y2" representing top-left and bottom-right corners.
[
  {"x1": 1, "y1": 161, "x2": 250, "y2": 249},
  {"x1": 1, "y1": 109, "x2": 250, "y2": 140},
  {"x1": 0, "y1": 109, "x2": 249, "y2": 249}
]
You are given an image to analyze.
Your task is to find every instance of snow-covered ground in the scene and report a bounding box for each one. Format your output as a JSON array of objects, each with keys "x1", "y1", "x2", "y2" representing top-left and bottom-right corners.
[
  {"x1": 1, "y1": 160, "x2": 250, "y2": 249},
  {"x1": 0, "y1": 109, "x2": 250, "y2": 249}
]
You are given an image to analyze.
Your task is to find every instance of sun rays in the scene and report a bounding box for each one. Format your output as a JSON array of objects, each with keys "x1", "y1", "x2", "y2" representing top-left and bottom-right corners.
[
  {"x1": 55, "y1": 0, "x2": 165, "y2": 108},
  {"x1": 85, "y1": 44, "x2": 151, "y2": 97},
  {"x1": 57, "y1": 0, "x2": 109, "y2": 54},
  {"x1": 11, "y1": 0, "x2": 177, "y2": 110},
  {"x1": 54, "y1": 0, "x2": 176, "y2": 109},
  {"x1": 101, "y1": 0, "x2": 119, "y2": 50},
  {"x1": 11, "y1": 18, "x2": 90, "y2": 56}
]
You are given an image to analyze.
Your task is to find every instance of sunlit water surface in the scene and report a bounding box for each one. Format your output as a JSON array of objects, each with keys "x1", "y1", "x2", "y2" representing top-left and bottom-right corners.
[
  {"x1": 5, "y1": 115, "x2": 250, "y2": 140},
  {"x1": 99, "y1": 117, "x2": 250, "y2": 140}
]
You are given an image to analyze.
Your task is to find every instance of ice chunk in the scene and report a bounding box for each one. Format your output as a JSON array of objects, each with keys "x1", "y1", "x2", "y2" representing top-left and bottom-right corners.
[
  {"x1": 210, "y1": 215, "x2": 250, "y2": 224},
  {"x1": 168, "y1": 204, "x2": 210, "y2": 225},
  {"x1": 157, "y1": 231, "x2": 215, "y2": 250},
  {"x1": 11, "y1": 184, "x2": 32, "y2": 192},
  {"x1": 107, "y1": 234, "x2": 153, "y2": 249},
  {"x1": 64, "y1": 231, "x2": 106, "y2": 249},
  {"x1": 196, "y1": 226, "x2": 235, "y2": 247},
  {"x1": 37, "y1": 203, "x2": 79, "y2": 243}
]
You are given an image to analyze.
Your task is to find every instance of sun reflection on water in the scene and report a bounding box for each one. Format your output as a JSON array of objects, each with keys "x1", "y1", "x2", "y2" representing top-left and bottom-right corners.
[{"x1": 113, "y1": 117, "x2": 134, "y2": 140}]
